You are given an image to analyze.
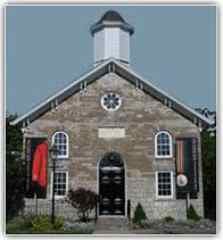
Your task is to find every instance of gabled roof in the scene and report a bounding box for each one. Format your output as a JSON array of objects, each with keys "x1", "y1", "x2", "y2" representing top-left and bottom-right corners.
[{"x1": 11, "y1": 58, "x2": 213, "y2": 128}]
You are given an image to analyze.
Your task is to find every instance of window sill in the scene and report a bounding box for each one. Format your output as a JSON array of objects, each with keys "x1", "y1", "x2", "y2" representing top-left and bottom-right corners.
[
  {"x1": 155, "y1": 197, "x2": 174, "y2": 201},
  {"x1": 55, "y1": 157, "x2": 69, "y2": 160},
  {"x1": 155, "y1": 156, "x2": 173, "y2": 160},
  {"x1": 51, "y1": 196, "x2": 67, "y2": 200}
]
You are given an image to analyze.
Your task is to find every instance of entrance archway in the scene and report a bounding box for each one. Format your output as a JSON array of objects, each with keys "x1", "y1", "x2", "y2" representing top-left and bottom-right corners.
[{"x1": 99, "y1": 152, "x2": 125, "y2": 216}]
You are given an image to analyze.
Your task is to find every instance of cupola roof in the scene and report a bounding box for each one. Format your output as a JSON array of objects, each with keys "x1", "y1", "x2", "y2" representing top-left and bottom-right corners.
[
  {"x1": 90, "y1": 10, "x2": 134, "y2": 35},
  {"x1": 98, "y1": 10, "x2": 125, "y2": 23}
]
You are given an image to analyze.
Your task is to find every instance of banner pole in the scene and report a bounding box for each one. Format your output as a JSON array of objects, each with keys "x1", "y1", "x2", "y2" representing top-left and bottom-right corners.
[
  {"x1": 186, "y1": 192, "x2": 190, "y2": 210},
  {"x1": 51, "y1": 154, "x2": 56, "y2": 225},
  {"x1": 34, "y1": 192, "x2": 38, "y2": 216}
]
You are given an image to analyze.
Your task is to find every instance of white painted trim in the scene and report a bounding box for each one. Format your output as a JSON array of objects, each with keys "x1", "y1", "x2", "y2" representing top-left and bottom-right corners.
[
  {"x1": 10, "y1": 58, "x2": 213, "y2": 126},
  {"x1": 50, "y1": 171, "x2": 69, "y2": 200},
  {"x1": 100, "y1": 92, "x2": 122, "y2": 112},
  {"x1": 51, "y1": 131, "x2": 69, "y2": 159},
  {"x1": 154, "y1": 131, "x2": 173, "y2": 158},
  {"x1": 10, "y1": 59, "x2": 111, "y2": 126},
  {"x1": 155, "y1": 171, "x2": 174, "y2": 200},
  {"x1": 97, "y1": 152, "x2": 127, "y2": 217},
  {"x1": 112, "y1": 59, "x2": 213, "y2": 126}
]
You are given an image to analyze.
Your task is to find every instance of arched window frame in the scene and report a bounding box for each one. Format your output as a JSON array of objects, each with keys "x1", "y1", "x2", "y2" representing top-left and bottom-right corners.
[
  {"x1": 51, "y1": 131, "x2": 69, "y2": 159},
  {"x1": 155, "y1": 131, "x2": 173, "y2": 158}
]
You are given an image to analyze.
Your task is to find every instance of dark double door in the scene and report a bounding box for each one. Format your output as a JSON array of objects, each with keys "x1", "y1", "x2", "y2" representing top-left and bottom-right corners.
[{"x1": 99, "y1": 152, "x2": 125, "y2": 216}]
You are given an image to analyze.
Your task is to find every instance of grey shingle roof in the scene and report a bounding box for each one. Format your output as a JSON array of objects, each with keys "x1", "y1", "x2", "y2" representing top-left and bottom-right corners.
[
  {"x1": 90, "y1": 10, "x2": 134, "y2": 36},
  {"x1": 98, "y1": 10, "x2": 125, "y2": 23}
]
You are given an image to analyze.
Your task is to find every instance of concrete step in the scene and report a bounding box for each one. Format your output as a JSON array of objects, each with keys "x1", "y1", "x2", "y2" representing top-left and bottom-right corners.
[{"x1": 94, "y1": 217, "x2": 129, "y2": 233}]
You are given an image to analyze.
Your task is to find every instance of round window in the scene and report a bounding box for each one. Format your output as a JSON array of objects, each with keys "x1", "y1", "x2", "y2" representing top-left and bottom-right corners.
[{"x1": 101, "y1": 92, "x2": 122, "y2": 111}]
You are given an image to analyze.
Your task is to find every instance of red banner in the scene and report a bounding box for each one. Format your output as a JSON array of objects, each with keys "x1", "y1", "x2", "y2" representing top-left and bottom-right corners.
[{"x1": 32, "y1": 141, "x2": 48, "y2": 188}]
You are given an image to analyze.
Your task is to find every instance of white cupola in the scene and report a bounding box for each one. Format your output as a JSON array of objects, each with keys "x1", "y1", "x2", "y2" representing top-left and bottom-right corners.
[{"x1": 90, "y1": 10, "x2": 134, "y2": 66}]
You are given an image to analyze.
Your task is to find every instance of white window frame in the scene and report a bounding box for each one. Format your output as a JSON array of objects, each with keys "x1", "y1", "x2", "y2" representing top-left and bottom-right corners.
[
  {"x1": 51, "y1": 131, "x2": 69, "y2": 159},
  {"x1": 100, "y1": 92, "x2": 122, "y2": 112},
  {"x1": 51, "y1": 171, "x2": 69, "y2": 199},
  {"x1": 155, "y1": 171, "x2": 174, "y2": 200},
  {"x1": 155, "y1": 131, "x2": 173, "y2": 158}
]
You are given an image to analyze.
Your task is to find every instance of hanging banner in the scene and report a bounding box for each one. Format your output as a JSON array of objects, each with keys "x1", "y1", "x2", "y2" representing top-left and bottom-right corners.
[
  {"x1": 25, "y1": 137, "x2": 47, "y2": 198},
  {"x1": 175, "y1": 137, "x2": 199, "y2": 199},
  {"x1": 32, "y1": 141, "x2": 48, "y2": 188}
]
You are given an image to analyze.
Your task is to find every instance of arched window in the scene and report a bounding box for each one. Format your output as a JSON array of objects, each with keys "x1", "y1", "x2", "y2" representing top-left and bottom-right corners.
[
  {"x1": 52, "y1": 131, "x2": 69, "y2": 159},
  {"x1": 155, "y1": 131, "x2": 173, "y2": 158}
]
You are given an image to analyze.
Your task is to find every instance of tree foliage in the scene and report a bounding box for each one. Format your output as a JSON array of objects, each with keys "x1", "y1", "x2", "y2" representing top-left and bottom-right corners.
[
  {"x1": 66, "y1": 188, "x2": 97, "y2": 222},
  {"x1": 133, "y1": 203, "x2": 147, "y2": 225},
  {"x1": 201, "y1": 129, "x2": 216, "y2": 220},
  {"x1": 187, "y1": 204, "x2": 201, "y2": 221},
  {"x1": 6, "y1": 113, "x2": 25, "y2": 221}
]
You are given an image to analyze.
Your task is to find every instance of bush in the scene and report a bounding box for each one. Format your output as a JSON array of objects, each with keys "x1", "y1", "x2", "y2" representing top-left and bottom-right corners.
[
  {"x1": 31, "y1": 215, "x2": 64, "y2": 232},
  {"x1": 53, "y1": 216, "x2": 64, "y2": 230},
  {"x1": 6, "y1": 114, "x2": 25, "y2": 221},
  {"x1": 164, "y1": 216, "x2": 175, "y2": 222},
  {"x1": 6, "y1": 215, "x2": 95, "y2": 234},
  {"x1": 133, "y1": 203, "x2": 147, "y2": 225},
  {"x1": 31, "y1": 215, "x2": 52, "y2": 232},
  {"x1": 6, "y1": 216, "x2": 33, "y2": 234},
  {"x1": 66, "y1": 188, "x2": 97, "y2": 222},
  {"x1": 187, "y1": 204, "x2": 201, "y2": 221}
]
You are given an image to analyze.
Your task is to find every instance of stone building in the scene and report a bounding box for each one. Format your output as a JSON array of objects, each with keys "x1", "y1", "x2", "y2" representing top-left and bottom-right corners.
[{"x1": 12, "y1": 10, "x2": 213, "y2": 220}]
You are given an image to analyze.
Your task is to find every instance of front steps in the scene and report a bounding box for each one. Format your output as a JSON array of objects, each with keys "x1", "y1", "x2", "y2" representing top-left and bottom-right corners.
[{"x1": 94, "y1": 217, "x2": 130, "y2": 234}]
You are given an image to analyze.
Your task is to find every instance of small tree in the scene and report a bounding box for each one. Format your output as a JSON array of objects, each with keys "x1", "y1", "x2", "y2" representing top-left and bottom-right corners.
[
  {"x1": 66, "y1": 188, "x2": 97, "y2": 222},
  {"x1": 133, "y1": 203, "x2": 147, "y2": 225},
  {"x1": 6, "y1": 113, "x2": 25, "y2": 221},
  {"x1": 187, "y1": 204, "x2": 201, "y2": 221},
  {"x1": 201, "y1": 130, "x2": 216, "y2": 220}
]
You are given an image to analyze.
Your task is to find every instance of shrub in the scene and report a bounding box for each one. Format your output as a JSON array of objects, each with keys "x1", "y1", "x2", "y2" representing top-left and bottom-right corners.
[
  {"x1": 6, "y1": 114, "x2": 25, "y2": 221},
  {"x1": 31, "y1": 215, "x2": 52, "y2": 232},
  {"x1": 6, "y1": 216, "x2": 33, "y2": 234},
  {"x1": 66, "y1": 188, "x2": 97, "y2": 222},
  {"x1": 133, "y1": 203, "x2": 147, "y2": 225},
  {"x1": 31, "y1": 215, "x2": 64, "y2": 232},
  {"x1": 187, "y1": 204, "x2": 201, "y2": 221},
  {"x1": 164, "y1": 216, "x2": 175, "y2": 222},
  {"x1": 6, "y1": 215, "x2": 95, "y2": 234},
  {"x1": 53, "y1": 216, "x2": 64, "y2": 230}
]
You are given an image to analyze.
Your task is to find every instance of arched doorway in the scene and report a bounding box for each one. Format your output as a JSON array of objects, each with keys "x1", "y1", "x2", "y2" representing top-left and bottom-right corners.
[{"x1": 99, "y1": 152, "x2": 125, "y2": 216}]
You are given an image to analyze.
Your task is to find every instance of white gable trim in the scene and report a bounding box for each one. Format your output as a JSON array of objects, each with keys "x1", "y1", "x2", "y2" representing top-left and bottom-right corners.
[
  {"x1": 113, "y1": 59, "x2": 213, "y2": 126},
  {"x1": 11, "y1": 59, "x2": 111, "y2": 125},
  {"x1": 11, "y1": 58, "x2": 213, "y2": 127}
]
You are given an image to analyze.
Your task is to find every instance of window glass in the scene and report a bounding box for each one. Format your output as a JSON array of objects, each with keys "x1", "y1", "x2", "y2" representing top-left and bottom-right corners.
[
  {"x1": 156, "y1": 131, "x2": 172, "y2": 157},
  {"x1": 53, "y1": 172, "x2": 67, "y2": 197},
  {"x1": 156, "y1": 172, "x2": 173, "y2": 198},
  {"x1": 52, "y1": 132, "x2": 68, "y2": 158},
  {"x1": 101, "y1": 92, "x2": 122, "y2": 111}
]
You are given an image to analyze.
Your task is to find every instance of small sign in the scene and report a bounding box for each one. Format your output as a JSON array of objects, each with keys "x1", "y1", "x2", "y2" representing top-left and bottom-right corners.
[
  {"x1": 177, "y1": 174, "x2": 188, "y2": 187},
  {"x1": 98, "y1": 128, "x2": 125, "y2": 139}
]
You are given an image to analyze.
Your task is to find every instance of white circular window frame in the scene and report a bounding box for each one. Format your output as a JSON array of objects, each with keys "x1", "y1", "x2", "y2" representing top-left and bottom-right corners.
[{"x1": 100, "y1": 92, "x2": 122, "y2": 112}]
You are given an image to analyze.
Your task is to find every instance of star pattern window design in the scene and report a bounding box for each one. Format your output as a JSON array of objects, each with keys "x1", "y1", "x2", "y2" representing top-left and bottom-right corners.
[{"x1": 101, "y1": 92, "x2": 122, "y2": 111}]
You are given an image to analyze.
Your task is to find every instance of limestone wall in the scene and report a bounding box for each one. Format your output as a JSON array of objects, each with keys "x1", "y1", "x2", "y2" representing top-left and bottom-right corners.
[{"x1": 24, "y1": 72, "x2": 203, "y2": 220}]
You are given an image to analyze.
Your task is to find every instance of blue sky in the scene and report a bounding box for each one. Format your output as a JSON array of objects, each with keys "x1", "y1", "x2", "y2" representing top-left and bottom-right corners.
[{"x1": 6, "y1": 5, "x2": 216, "y2": 115}]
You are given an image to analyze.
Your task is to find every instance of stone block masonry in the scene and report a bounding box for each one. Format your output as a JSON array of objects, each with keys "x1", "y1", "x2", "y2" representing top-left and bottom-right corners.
[{"x1": 24, "y1": 72, "x2": 204, "y2": 220}]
